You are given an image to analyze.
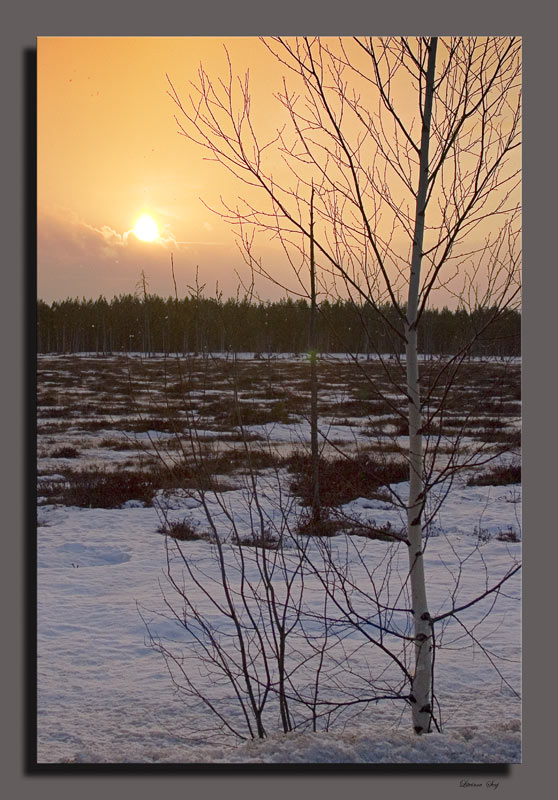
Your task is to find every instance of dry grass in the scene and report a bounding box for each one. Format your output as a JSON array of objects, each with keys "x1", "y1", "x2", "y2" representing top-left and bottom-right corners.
[
  {"x1": 467, "y1": 463, "x2": 521, "y2": 486},
  {"x1": 39, "y1": 466, "x2": 157, "y2": 508},
  {"x1": 288, "y1": 451, "x2": 407, "y2": 507},
  {"x1": 37, "y1": 355, "x2": 521, "y2": 514},
  {"x1": 157, "y1": 518, "x2": 210, "y2": 542}
]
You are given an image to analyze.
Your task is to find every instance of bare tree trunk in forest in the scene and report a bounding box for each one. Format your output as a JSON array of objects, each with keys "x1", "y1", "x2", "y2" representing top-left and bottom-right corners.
[
  {"x1": 137, "y1": 270, "x2": 152, "y2": 357},
  {"x1": 309, "y1": 183, "x2": 320, "y2": 524}
]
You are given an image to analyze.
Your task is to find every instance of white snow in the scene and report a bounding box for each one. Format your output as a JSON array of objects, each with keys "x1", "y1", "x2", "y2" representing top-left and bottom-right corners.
[
  {"x1": 37, "y1": 476, "x2": 521, "y2": 764},
  {"x1": 37, "y1": 353, "x2": 521, "y2": 764}
]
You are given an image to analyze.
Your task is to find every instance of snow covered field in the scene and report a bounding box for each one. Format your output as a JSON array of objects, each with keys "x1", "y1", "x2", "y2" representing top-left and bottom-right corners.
[{"x1": 37, "y1": 354, "x2": 521, "y2": 764}]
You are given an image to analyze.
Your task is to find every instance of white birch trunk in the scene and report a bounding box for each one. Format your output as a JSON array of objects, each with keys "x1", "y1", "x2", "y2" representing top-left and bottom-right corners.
[{"x1": 405, "y1": 37, "x2": 437, "y2": 734}]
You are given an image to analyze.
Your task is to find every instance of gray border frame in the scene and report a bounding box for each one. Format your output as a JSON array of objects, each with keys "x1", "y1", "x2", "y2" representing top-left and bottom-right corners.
[{"x1": 4, "y1": 0, "x2": 555, "y2": 796}]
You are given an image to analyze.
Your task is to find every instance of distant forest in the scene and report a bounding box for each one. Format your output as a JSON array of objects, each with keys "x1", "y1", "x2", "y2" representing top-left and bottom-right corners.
[{"x1": 37, "y1": 295, "x2": 521, "y2": 358}]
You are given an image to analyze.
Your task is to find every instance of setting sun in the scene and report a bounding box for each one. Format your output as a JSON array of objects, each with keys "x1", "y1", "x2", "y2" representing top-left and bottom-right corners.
[{"x1": 133, "y1": 214, "x2": 159, "y2": 242}]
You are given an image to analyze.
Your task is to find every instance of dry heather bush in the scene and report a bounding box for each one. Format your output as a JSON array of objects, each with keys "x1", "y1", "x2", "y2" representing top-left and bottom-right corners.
[
  {"x1": 50, "y1": 446, "x2": 80, "y2": 458},
  {"x1": 157, "y1": 518, "x2": 210, "y2": 542},
  {"x1": 467, "y1": 463, "x2": 521, "y2": 486},
  {"x1": 40, "y1": 466, "x2": 157, "y2": 508},
  {"x1": 288, "y1": 451, "x2": 407, "y2": 507}
]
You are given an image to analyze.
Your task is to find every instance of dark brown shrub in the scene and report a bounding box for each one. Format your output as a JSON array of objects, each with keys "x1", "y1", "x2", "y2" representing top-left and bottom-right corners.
[
  {"x1": 42, "y1": 467, "x2": 157, "y2": 508},
  {"x1": 157, "y1": 518, "x2": 209, "y2": 541},
  {"x1": 288, "y1": 451, "x2": 407, "y2": 507},
  {"x1": 467, "y1": 463, "x2": 521, "y2": 486},
  {"x1": 50, "y1": 446, "x2": 80, "y2": 458}
]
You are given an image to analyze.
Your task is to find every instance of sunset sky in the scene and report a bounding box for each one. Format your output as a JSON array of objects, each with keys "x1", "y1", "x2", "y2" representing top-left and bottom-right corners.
[
  {"x1": 38, "y1": 37, "x2": 293, "y2": 303},
  {"x1": 37, "y1": 37, "x2": 521, "y2": 306}
]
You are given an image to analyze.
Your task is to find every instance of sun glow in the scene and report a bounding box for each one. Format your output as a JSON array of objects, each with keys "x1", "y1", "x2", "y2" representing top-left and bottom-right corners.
[{"x1": 133, "y1": 214, "x2": 159, "y2": 242}]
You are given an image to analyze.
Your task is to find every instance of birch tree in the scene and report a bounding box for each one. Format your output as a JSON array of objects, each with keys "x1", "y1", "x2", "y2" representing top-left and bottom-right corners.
[{"x1": 166, "y1": 36, "x2": 521, "y2": 734}]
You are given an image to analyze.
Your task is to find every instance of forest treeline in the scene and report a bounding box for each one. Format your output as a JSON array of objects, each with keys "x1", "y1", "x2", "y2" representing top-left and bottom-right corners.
[{"x1": 37, "y1": 295, "x2": 520, "y2": 357}]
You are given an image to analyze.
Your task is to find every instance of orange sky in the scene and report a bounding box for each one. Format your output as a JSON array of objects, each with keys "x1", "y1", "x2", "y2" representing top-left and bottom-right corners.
[
  {"x1": 38, "y1": 37, "x2": 294, "y2": 302},
  {"x1": 38, "y1": 37, "x2": 521, "y2": 306}
]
